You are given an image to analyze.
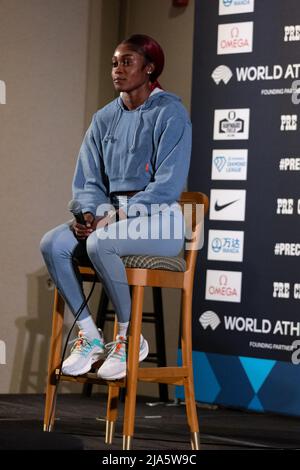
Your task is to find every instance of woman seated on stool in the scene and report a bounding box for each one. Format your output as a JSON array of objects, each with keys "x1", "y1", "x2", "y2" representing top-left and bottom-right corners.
[{"x1": 40, "y1": 34, "x2": 191, "y2": 380}]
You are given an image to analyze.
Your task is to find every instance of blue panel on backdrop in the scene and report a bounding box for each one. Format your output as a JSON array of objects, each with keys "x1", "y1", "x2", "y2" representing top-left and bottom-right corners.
[
  {"x1": 186, "y1": 0, "x2": 300, "y2": 415},
  {"x1": 258, "y1": 361, "x2": 300, "y2": 416},
  {"x1": 248, "y1": 395, "x2": 264, "y2": 412},
  {"x1": 239, "y1": 356, "x2": 276, "y2": 394},
  {"x1": 176, "y1": 351, "x2": 300, "y2": 416},
  {"x1": 177, "y1": 350, "x2": 221, "y2": 403}
]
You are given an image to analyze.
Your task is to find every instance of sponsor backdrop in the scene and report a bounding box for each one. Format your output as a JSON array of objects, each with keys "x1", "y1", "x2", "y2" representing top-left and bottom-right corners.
[{"x1": 176, "y1": 0, "x2": 300, "y2": 415}]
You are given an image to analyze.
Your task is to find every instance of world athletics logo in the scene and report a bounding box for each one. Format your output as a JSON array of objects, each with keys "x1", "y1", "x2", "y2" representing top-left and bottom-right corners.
[
  {"x1": 199, "y1": 311, "x2": 221, "y2": 330},
  {"x1": 211, "y1": 65, "x2": 233, "y2": 85}
]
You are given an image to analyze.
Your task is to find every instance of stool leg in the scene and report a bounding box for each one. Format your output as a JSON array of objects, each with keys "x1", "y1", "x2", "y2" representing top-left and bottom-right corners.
[
  {"x1": 181, "y1": 288, "x2": 200, "y2": 450},
  {"x1": 82, "y1": 287, "x2": 110, "y2": 397},
  {"x1": 123, "y1": 285, "x2": 144, "y2": 450},
  {"x1": 153, "y1": 287, "x2": 169, "y2": 402},
  {"x1": 43, "y1": 289, "x2": 65, "y2": 432},
  {"x1": 105, "y1": 316, "x2": 119, "y2": 444},
  {"x1": 105, "y1": 385, "x2": 120, "y2": 444}
]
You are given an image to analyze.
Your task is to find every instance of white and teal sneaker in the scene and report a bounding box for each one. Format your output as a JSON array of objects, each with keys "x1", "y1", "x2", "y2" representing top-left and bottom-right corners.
[
  {"x1": 61, "y1": 329, "x2": 105, "y2": 376},
  {"x1": 97, "y1": 334, "x2": 149, "y2": 380}
]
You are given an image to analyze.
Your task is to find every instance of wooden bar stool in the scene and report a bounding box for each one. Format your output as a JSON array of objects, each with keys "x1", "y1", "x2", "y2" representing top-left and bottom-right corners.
[{"x1": 43, "y1": 191, "x2": 208, "y2": 450}]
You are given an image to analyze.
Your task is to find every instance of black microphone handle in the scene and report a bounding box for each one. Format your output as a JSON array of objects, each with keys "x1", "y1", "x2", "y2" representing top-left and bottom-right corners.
[{"x1": 74, "y1": 211, "x2": 86, "y2": 226}]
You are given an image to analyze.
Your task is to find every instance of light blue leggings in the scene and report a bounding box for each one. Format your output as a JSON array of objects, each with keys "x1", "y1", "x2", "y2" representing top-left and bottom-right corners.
[{"x1": 40, "y1": 201, "x2": 185, "y2": 323}]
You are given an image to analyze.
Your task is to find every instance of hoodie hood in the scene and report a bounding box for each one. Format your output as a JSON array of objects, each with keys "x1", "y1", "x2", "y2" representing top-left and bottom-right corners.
[{"x1": 118, "y1": 89, "x2": 181, "y2": 111}]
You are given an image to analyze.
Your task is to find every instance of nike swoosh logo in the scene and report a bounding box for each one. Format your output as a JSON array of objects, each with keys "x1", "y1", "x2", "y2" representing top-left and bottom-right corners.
[{"x1": 214, "y1": 199, "x2": 239, "y2": 211}]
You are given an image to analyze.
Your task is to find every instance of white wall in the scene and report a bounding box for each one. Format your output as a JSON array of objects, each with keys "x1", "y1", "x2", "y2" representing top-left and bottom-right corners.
[
  {"x1": 0, "y1": 0, "x2": 91, "y2": 392},
  {"x1": 123, "y1": 0, "x2": 194, "y2": 111}
]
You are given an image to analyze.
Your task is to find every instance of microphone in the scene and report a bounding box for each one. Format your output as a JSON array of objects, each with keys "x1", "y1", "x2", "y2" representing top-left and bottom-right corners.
[{"x1": 68, "y1": 199, "x2": 86, "y2": 225}]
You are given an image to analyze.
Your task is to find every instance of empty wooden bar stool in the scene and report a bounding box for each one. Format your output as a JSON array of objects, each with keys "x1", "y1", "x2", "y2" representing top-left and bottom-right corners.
[{"x1": 43, "y1": 191, "x2": 208, "y2": 450}]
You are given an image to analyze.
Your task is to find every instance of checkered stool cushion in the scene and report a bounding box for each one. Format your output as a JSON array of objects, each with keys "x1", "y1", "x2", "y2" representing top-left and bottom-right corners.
[{"x1": 121, "y1": 255, "x2": 186, "y2": 272}]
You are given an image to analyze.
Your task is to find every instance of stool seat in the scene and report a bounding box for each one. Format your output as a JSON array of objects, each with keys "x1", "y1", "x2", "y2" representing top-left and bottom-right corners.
[
  {"x1": 121, "y1": 255, "x2": 186, "y2": 272},
  {"x1": 75, "y1": 254, "x2": 186, "y2": 272}
]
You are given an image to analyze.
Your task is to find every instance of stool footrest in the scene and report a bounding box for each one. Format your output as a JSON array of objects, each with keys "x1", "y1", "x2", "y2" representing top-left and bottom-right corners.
[
  {"x1": 55, "y1": 370, "x2": 126, "y2": 387},
  {"x1": 55, "y1": 366, "x2": 189, "y2": 386},
  {"x1": 137, "y1": 366, "x2": 189, "y2": 385}
]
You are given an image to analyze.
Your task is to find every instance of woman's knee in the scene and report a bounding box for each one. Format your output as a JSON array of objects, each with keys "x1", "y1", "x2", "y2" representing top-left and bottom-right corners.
[
  {"x1": 40, "y1": 224, "x2": 73, "y2": 258},
  {"x1": 40, "y1": 229, "x2": 56, "y2": 257},
  {"x1": 86, "y1": 231, "x2": 99, "y2": 261},
  {"x1": 86, "y1": 231, "x2": 117, "y2": 262}
]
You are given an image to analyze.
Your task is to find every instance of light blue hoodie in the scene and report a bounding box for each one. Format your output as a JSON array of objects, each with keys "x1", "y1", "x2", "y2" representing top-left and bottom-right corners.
[{"x1": 72, "y1": 90, "x2": 191, "y2": 216}]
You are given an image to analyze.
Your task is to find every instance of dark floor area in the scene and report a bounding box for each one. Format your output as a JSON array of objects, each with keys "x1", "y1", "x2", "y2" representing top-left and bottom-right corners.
[{"x1": 0, "y1": 394, "x2": 299, "y2": 450}]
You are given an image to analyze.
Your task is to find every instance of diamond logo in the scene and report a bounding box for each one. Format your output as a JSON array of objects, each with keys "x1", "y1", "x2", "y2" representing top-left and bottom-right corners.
[{"x1": 214, "y1": 155, "x2": 227, "y2": 172}]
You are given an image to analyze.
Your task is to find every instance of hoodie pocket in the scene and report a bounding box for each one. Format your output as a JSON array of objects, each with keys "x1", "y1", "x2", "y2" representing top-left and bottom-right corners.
[{"x1": 124, "y1": 152, "x2": 153, "y2": 179}]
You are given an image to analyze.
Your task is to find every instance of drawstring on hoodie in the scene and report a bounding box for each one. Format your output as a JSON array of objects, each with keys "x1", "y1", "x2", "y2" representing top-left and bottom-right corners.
[
  {"x1": 129, "y1": 108, "x2": 143, "y2": 153},
  {"x1": 103, "y1": 102, "x2": 143, "y2": 153},
  {"x1": 104, "y1": 90, "x2": 165, "y2": 150},
  {"x1": 104, "y1": 104, "x2": 122, "y2": 144}
]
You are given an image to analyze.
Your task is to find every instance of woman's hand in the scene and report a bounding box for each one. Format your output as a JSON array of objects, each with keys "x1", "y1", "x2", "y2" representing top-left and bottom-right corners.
[{"x1": 72, "y1": 212, "x2": 105, "y2": 239}]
